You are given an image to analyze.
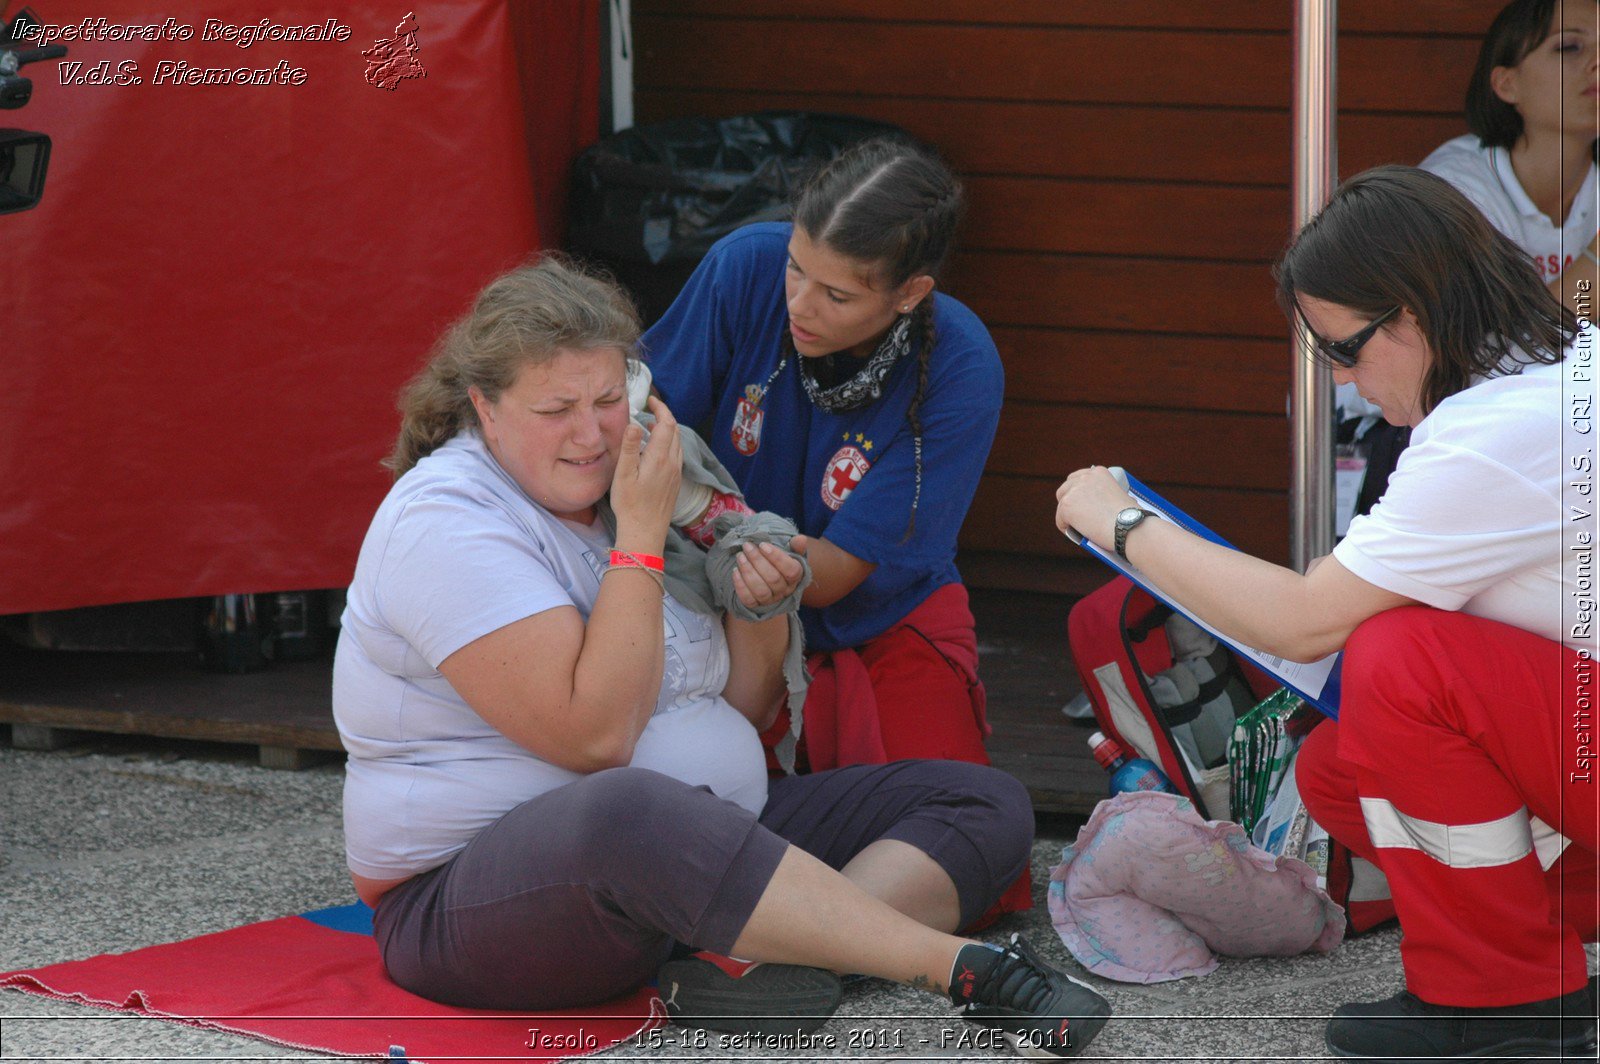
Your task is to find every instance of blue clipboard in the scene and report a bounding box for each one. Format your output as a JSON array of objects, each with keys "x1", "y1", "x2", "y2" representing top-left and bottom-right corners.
[{"x1": 1066, "y1": 469, "x2": 1343, "y2": 718}]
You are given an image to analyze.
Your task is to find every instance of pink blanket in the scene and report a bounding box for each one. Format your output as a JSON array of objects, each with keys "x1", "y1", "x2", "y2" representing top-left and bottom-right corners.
[{"x1": 1048, "y1": 791, "x2": 1344, "y2": 983}]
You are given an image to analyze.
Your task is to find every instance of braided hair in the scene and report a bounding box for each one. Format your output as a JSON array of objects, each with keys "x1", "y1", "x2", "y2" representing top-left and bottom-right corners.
[{"x1": 792, "y1": 136, "x2": 966, "y2": 539}]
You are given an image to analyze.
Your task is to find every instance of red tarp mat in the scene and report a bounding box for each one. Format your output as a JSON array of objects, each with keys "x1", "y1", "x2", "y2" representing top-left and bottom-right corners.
[
  {"x1": 0, "y1": 903, "x2": 662, "y2": 1063},
  {"x1": 0, "y1": 1, "x2": 600, "y2": 613}
]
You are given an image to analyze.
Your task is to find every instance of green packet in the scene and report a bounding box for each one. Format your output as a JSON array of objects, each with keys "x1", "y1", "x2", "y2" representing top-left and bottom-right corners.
[{"x1": 1228, "y1": 687, "x2": 1304, "y2": 833}]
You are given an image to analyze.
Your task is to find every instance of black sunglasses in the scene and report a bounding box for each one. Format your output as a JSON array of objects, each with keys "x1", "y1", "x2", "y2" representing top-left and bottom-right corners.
[{"x1": 1299, "y1": 305, "x2": 1400, "y2": 368}]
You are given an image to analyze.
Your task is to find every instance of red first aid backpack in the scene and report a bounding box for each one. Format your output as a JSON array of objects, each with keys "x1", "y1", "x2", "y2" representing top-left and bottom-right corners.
[{"x1": 1068, "y1": 575, "x2": 1397, "y2": 933}]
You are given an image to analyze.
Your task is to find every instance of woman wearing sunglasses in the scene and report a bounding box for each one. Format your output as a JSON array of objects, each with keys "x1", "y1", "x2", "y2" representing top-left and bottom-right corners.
[{"x1": 1055, "y1": 166, "x2": 1596, "y2": 1061}]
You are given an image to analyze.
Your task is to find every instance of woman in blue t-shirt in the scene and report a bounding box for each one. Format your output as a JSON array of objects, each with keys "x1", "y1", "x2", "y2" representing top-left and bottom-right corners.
[{"x1": 645, "y1": 137, "x2": 1006, "y2": 781}]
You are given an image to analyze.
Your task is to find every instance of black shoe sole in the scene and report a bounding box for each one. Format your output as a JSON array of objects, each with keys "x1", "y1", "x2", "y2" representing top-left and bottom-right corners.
[
  {"x1": 1326, "y1": 1033, "x2": 1598, "y2": 1060},
  {"x1": 657, "y1": 959, "x2": 842, "y2": 1037}
]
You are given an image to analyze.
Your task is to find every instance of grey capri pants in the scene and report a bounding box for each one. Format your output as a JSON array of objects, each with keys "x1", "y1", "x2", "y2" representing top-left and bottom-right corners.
[{"x1": 372, "y1": 759, "x2": 1034, "y2": 1010}]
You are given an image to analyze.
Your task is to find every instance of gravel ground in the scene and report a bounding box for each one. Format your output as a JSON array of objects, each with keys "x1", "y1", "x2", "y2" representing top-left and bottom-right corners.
[{"x1": 5, "y1": 732, "x2": 1565, "y2": 1063}]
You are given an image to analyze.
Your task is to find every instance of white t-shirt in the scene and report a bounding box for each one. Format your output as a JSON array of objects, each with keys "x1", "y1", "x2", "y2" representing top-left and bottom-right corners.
[
  {"x1": 1333, "y1": 336, "x2": 1597, "y2": 655},
  {"x1": 1420, "y1": 134, "x2": 1598, "y2": 284},
  {"x1": 334, "y1": 431, "x2": 768, "y2": 880}
]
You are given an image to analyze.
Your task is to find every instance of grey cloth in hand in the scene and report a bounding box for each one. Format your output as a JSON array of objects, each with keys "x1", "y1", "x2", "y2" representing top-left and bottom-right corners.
[
  {"x1": 704, "y1": 511, "x2": 813, "y2": 775},
  {"x1": 604, "y1": 413, "x2": 814, "y2": 773},
  {"x1": 704, "y1": 511, "x2": 811, "y2": 620}
]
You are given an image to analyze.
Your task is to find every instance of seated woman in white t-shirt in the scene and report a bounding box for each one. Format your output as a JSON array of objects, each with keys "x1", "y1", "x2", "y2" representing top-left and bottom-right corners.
[
  {"x1": 1349, "y1": 0, "x2": 1598, "y2": 513},
  {"x1": 1421, "y1": 0, "x2": 1597, "y2": 315},
  {"x1": 1056, "y1": 167, "x2": 1596, "y2": 1061},
  {"x1": 332, "y1": 256, "x2": 1111, "y2": 1055}
]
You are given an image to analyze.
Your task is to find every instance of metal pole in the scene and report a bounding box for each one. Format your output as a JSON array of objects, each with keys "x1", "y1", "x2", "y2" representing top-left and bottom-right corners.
[
  {"x1": 608, "y1": 0, "x2": 634, "y2": 134},
  {"x1": 1290, "y1": 0, "x2": 1338, "y2": 571}
]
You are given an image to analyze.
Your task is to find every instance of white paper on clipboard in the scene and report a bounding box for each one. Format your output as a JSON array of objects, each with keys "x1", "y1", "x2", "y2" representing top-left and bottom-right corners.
[{"x1": 1064, "y1": 467, "x2": 1340, "y2": 702}]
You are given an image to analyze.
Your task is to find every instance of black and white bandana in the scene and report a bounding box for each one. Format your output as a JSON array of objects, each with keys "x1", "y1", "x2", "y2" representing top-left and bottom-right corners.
[{"x1": 796, "y1": 314, "x2": 913, "y2": 413}]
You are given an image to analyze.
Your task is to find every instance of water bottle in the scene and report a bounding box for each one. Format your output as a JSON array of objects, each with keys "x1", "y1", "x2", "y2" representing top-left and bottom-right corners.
[{"x1": 1088, "y1": 730, "x2": 1178, "y2": 795}]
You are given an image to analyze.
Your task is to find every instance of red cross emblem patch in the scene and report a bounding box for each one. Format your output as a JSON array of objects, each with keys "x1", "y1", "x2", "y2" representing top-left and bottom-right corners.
[{"x1": 821, "y1": 445, "x2": 871, "y2": 510}]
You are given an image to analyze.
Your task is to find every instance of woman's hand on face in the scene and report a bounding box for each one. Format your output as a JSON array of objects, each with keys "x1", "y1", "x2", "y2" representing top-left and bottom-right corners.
[
  {"x1": 732, "y1": 537, "x2": 807, "y2": 611},
  {"x1": 1054, "y1": 466, "x2": 1137, "y2": 552},
  {"x1": 610, "y1": 395, "x2": 682, "y2": 538}
]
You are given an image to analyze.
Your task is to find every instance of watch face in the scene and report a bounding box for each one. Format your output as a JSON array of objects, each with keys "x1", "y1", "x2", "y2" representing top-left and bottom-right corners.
[{"x1": 1117, "y1": 507, "x2": 1144, "y2": 525}]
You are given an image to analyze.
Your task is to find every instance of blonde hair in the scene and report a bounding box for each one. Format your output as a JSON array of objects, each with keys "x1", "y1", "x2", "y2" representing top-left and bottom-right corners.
[{"x1": 386, "y1": 255, "x2": 641, "y2": 476}]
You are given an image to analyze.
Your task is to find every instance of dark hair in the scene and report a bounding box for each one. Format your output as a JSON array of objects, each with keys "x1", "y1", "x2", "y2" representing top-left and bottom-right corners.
[
  {"x1": 790, "y1": 136, "x2": 966, "y2": 537},
  {"x1": 1276, "y1": 166, "x2": 1575, "y2": 416},
  {"x1": 795, "y1": 135, "x2": 965, "y2": 288},
  {"x1": 1467, "y1": 0, "x2": 1598, "y2": 152},
  {"x1": 387, "y1": 255, "x2": 639, "y2": 476}
]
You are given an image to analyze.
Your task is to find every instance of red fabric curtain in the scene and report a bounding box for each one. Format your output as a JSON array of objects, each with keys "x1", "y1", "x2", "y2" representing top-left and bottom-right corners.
[{"x1": 0, "y1": 1, "x2": 600, "y2": 613}]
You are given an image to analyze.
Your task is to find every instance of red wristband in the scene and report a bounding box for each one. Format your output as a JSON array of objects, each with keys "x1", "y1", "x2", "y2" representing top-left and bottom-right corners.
[{"x1": 609, "y1": 549, "x2": 665, "y2": 572}]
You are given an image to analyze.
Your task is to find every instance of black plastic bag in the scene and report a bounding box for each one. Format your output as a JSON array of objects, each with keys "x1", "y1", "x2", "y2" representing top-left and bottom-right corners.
[{"x1": 568, "y1": 111, "x2": 905, "y2": 321}]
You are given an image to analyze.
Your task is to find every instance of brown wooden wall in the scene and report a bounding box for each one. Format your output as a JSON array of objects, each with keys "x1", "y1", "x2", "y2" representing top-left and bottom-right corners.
[{"x1": 632, "y1": 0, "x2": 1506, "y2": 592}]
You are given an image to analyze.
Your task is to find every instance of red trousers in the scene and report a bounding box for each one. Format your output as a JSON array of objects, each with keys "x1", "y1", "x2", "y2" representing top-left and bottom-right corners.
[
  {"x1": 760, "y1": 582, "x2": 1031, "y2": 922},
  {"x1": 761, "y1": 583, "x2": 992, "y2": 771},
  {"x1": 1298, "y1": 607, "x2": 1597, "y2": 1006}
]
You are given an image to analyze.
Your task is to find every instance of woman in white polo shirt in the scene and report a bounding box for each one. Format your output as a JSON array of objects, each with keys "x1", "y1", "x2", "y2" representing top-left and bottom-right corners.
[
  {"x1": 1056, "y1": 166, "x2": 1595, "y2": 1061},
  {"x1": 1421, "y1": 0, "x2": 1598, "y2": 314},
  {"x1": 1351, "y1": 0, "x2": 1599, "y2": 518}
]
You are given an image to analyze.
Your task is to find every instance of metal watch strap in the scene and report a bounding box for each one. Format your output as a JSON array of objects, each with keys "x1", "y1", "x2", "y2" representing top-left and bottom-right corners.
[{"x1": 1114, "y1": 508, "x2": 1156, "y2": 560}]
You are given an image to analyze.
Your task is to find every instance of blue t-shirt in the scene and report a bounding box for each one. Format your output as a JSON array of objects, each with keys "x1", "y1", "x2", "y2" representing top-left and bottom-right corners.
[{"x1": 644, "y1": 222, "x2": 1003, "y2": 651}]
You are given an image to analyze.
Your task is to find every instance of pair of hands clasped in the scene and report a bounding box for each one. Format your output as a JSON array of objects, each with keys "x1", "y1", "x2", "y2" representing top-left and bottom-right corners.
[{"x1": 610, "y1": 396, "x2": 808, "y2": 612}]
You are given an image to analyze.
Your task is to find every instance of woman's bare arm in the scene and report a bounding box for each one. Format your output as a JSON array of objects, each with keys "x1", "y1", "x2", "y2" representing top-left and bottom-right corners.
[
  {"x1": 439, "y1": 400, "x2": 684, "y2": 773},
  {"x1": 1055, "y1": 466, "x2": 1414, "y2": 662},
  {"x1": 720, "y1": 540, "x2": 805, "y2": 728},
  {"x1": 798, "y1": 535, "x2": 876, "y2": 607}
]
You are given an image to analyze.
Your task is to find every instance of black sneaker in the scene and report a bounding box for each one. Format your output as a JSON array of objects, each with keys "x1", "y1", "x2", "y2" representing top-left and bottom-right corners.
[
  {"x1": 657, "y1": 953, "x2": 842, "y2": 1037},
  {"x1": 958, "y1": 934, "x2": 1112, "y2": 1058},
  {"x1": 1326, "y1": 987, "x2": 1598, "y2": 1060}
]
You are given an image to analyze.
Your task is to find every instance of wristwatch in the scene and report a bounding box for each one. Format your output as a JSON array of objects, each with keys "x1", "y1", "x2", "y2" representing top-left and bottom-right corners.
[{"x1": 1113, "y1": 507, "x2": 1158, "y2": 560}]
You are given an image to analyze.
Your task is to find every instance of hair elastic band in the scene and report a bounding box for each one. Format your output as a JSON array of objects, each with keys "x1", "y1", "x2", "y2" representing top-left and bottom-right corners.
[{"x1": 603, "y1": 566, "x2": 664, "y2": 590}]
